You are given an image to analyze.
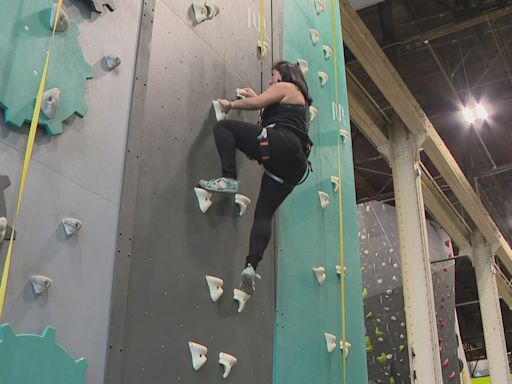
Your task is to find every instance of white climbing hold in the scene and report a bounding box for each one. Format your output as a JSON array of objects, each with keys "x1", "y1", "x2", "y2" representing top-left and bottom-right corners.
[
  {"x1": 312, "y1": 266, "x2": 326, "y2": 285},
  {"x1": 188, "y1": 341, "x2": 208, "y2": 371},
  {"x1": 30, "y1": 275, "x2": 53, "y2": 295},
  {"x1": 323, "y1": 45, "x2": 332, "y2": 59},
  {"x1": 377, "y1": 278, "x2": 383, "y2": 284},
  {"x1": 309, "y1": 28, "x2": 320, "y2": 45},
  {"x1": 219, "y1": 352, "x2": 237, "y2": 379},
  {"x1": 309, "y1": 106, "x2": 318, "y2": 123},
  {"x1": 234, "y1": 194, "x2": 251, "y2": 217},
  {"x1": 194, "y1": 187, "x2": 213, "y2": 213},
  {"x1": 315, "y1": 0, "x2": 328, "y2": 14},
  {"x1": 339, "y1": 128, "x2": 350, "y2": 143},
  {"x1": 212, "y1": 100, "x2": 227, "y2": 121},
  {"x1": 340, "y1": 340, "x2": 352, "y2": 357},
  {"x1": 336, "y1": 265, "x2": 346, "y2": 276},
  {"x1": 318, "y1": 191, "x2": 330, "y2": 209},
  {"x1": 204, "y1": 2, "x2": 220, "y2": 19},
  {"x1": 104, "y1": 55, "x2": 121, "y2": 71},
  {"x1": 257, "y1": 40, "x2": 271, "y2": 59},
  {"x1": 41, "y1": 88, "x2": 61, "y2": 119},
  {"x1": 318, "y1": 71, "x2": 328, "y2": 86},
  {"x1": 50, "y1": 4, "x2": 70, "y2": 32},
  {"x1": 233, "y1": 289, "x2": 250, "y2": 313},
  {"x1": 62, "y1": 217, "x2": 82, "y2": 237},
  {"x1": 324, "y1": 332, "x2": 337, "y2": 353},
  {"x1": 297, "y1": 59, "x2": 309, "y2": 75},
  {"x1": 386, "y1": 289, "x2": 393, "y2": 295},
  {"x1": 236, "y1": 88, "x2": 246, "y2": 99},
  {"x1": 205, "y1": 275, "x2": 223, "y2": 302},
  {"x1": 0, "y1": 217, "x2": 7, "y2": 243},
  {"x1": 192, "y1": 2, "x2": 208, "y2": 24},
  {"x1": 331, "y1": 176, "x2": 340, "y2": 192}
]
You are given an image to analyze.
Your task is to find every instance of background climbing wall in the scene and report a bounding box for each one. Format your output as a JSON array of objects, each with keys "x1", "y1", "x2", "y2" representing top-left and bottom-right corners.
[
  {"x1": 358, "y1": 201, "x2": 460, "y2": 384},
  {"x1": 0, "y1": 0, "x2": 142, "y2": 382},
  {"x1": 105, "y1": 1, "x2": 279, "y2": 383},
  {"x1": 275, "y1": 0, "x2": 369, "y2": 383}
]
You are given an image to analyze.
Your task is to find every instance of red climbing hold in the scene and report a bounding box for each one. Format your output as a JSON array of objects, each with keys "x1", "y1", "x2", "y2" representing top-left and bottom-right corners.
[
  {"x1": 443, "y1": 358, "x2": 449, "y2": 368},
  {"x1": 443, "y1": 266, "x2": 449, "y2": 272},
  {"x1": 445, "y1": 240, "x2": 452, "y2": 248},
  {"x1": 449, "y1": 371, "x2": 456, "y2": 380},
  {"x1": 439, "y1": 319, "x2": 446, "y2": 328}
]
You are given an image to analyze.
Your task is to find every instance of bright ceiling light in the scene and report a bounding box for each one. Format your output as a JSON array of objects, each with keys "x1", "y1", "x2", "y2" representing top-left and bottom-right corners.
[
  {"x1": 476, "y1": 104, "x2": 488, "y2": 120},
  {"x1": 463, "y1": 107, "x2": 475, "y2": 123}
]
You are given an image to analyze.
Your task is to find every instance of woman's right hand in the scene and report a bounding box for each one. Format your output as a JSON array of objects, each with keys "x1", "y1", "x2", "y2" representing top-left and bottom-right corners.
[{"x1": 238, "y1": 88, "x2": 258, "y2": 98}]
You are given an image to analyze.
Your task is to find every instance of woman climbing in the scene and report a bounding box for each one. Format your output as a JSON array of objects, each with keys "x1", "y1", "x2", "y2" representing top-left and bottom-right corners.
[{"x1": 199, "y1": 60, "x2": 313, "y2": 296}]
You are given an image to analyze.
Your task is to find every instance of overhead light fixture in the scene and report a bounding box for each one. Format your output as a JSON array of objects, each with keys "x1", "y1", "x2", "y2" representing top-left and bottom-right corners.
[
  {"x1": 475, "y1": 104, "x2": 488, "y2": 120},
  {"x1": 463, "y1": 103, "x2": 488, "y2": 124},
  {"x1": 463, "y1": 106, "x2": 475, "y2": 124}
]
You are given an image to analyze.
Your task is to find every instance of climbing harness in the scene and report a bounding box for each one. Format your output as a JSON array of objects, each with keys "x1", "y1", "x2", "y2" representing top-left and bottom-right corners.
[{"x1": 0, "y1": 0, "x2": 64, "y2": 319}]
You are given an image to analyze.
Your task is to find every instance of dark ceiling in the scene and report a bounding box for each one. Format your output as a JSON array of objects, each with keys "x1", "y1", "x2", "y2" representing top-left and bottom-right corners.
[{"x1": 345, "y1": 0, "x2": 512, "y2": 365}]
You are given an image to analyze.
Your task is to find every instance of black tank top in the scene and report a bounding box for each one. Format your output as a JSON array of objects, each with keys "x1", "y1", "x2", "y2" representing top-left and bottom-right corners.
[{"x1": 260, "y1": 103, "x2": 310, "y2": 143}]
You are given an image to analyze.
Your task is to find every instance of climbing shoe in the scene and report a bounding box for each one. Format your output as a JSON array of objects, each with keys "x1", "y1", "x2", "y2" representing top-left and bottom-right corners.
[
  {"x1": 199, "y1": 177, "x2": 239, "y2": 194},
  {"x1": 239, "y1": 264, "x2": 261, "y2": 296}
]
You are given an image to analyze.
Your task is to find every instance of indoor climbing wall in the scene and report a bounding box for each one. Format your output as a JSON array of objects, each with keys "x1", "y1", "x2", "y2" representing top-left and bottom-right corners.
[
  {"x1": 0, "y1": 0, "x2": 142, "y2": 382},
  {"x1": 358, "y1": 201, "x2": 460, "y2": 384},
  {"x1": 105, "y1": 1, "x2": 278, "y2": 383},
  {"x1": 275, "y1": 1, "x2": 368, "y2": 383}
]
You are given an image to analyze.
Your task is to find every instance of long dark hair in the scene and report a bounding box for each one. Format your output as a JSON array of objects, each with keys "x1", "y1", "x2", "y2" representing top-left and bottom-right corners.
[{"x1": 272, "y1": 60, "x2": 313, "y2": 106}]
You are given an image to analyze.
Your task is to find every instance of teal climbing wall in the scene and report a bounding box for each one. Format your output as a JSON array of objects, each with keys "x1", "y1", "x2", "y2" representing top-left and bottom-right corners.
[{"x1": 275, "y1": 1, "x2": 368, "y2": 383}]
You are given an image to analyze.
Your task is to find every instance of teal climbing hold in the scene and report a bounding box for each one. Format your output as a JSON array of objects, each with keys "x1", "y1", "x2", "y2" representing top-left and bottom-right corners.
[
  {"x1": 0, "y1": 324, "x2": 87, "y2": 383},
  {"x1": 0, "y1": 0, "x2": 93, "y2": 135}
]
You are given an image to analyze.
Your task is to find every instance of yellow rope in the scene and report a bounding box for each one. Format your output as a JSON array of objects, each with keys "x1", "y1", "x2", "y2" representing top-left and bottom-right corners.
[
  {"x1": 0, "y1": 0, "x2": 64, "y2": 320},
  {"x1": 331, "y1": 1, "x2": 347, "y2": 383}
]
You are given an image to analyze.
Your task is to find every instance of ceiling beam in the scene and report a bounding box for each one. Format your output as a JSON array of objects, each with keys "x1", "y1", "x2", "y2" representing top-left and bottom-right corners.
[
  {"x1": 340, "y1": 0, "x2": 512, "y2": 276},
  {"x1": 345, "y1": 52, "x2": 512, "y2": 310},
  {"x1": 401, "y1": 5, "x2": 512, "y2": 49}
]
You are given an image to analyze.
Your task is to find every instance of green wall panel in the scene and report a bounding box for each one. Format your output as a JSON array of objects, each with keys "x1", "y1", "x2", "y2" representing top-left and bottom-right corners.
[{"x1": 275, "y1": 1, "x2": 368, "y2": 383}]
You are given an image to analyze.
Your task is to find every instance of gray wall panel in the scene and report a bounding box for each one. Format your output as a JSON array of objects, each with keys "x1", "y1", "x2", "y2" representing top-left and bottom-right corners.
[
  {"x1": 109, "y1": 1, "x2": 276, "y2": 383},
  {"x1": 0, "y1": 1, "x2": 142, "y2": 383}
]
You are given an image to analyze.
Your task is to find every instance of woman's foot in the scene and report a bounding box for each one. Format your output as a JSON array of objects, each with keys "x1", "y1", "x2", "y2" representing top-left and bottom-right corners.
[
  {"x1": 239, "y1": 264, "x2": 261, "y2": 296},
  {"x1": 199, "y1": 177, "x2": 239, "y2": 194}
]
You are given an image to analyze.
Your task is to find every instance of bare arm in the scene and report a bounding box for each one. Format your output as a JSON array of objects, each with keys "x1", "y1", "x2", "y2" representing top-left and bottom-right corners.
[{"x1": 217, "y1": 83, "x2": 292, "y2": 112}]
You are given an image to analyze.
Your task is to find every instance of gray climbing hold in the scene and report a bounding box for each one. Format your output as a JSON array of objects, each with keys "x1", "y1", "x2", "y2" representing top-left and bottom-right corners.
[
  {"x1": 104, "y1": 55, "x2": 121, "y2": 71},
  {"x1": 62, "y1": 217, "x2": 82, "y2": 236},
  {"x1": 30, "y1": 275, "x2": 53, "y2": 295},
  {"x1": 0, "y1": 217, "x2": 6, "y2": 243},
  {"x1": 89, "y1": 0, "x2": 117, "y2": 13},
  {"x1": 41, "y1": 88, "x2": 61, "y2": 119},
  {"x1": 50, "y1": 5, "x2": 70, "y2": 32}
]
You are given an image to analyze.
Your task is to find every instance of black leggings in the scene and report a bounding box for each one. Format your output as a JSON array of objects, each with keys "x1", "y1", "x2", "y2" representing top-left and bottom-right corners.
[{"x1": 213, "y1": 120, "x2": 307, "y2": 269}]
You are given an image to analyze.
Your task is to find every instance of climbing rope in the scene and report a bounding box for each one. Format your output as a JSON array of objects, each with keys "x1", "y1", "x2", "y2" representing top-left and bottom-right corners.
[
  {"x1": 0, "y1": 0, "x2": 64, "y2": 320},
  {"x1": 330, "y1": 1, "x2": 348, "y2": 382}
]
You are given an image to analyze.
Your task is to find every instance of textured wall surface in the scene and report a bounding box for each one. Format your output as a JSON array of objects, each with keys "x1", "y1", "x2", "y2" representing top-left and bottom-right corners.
[
  {"x1": 0, "y1": 0, "x2": 142, "y2": 382},
  {"x1": 358, "y1": 201, "x2": 460, "y2": 384},
  {"x1": 275, "y1": 1, "x2": 368, "y2": 383},
  {"x1": 105, "y1": 1, "x2": 277, "y2": 383}
]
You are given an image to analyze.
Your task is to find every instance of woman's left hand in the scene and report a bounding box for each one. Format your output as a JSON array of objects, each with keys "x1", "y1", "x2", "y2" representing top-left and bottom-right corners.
[{"x1": 216, "y1": 99, "x2": 231, "y2": 113}]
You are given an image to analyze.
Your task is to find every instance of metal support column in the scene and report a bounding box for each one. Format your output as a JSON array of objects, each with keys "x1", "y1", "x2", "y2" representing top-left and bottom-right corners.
[
  {"x1": 472, "y1": 231, "x2": 511, "y2": 384},
  {"x1": 387, "y1": 117, "x2": 443, "y2": 383}
]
